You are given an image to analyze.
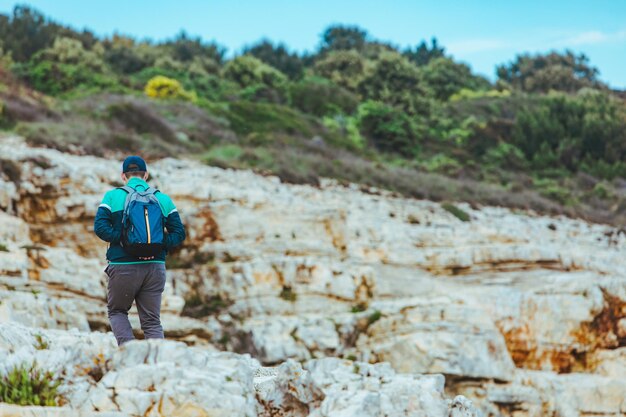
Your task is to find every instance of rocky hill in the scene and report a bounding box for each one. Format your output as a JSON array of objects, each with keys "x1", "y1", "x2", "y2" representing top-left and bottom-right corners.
[{"x1": 0, "y1": 135, "x2": 624, "y2": 416}]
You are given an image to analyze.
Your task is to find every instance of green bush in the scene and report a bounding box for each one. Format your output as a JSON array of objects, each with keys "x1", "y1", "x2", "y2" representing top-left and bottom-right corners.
[
  {"x1": 358, "y1": 51, "x2": 431, "y2": 115},
  {"x1": 484, "y1": 142, "x2": 527, "y2": 170},
  {"x1": 243, "y1": 40, "x2": 304, "y2": 80},
  {"x1": 15, "y1": 60, "x2": 118, "y2": 95},
  {"x1": 532, "y1": 177, "x2": 573, "y2": 205},
  {"x1": 497, "y1": 50, "x2": 602, "y2": 93},
  {"x1": 357, "y1": 100, "x2": 420, "y2": 156},
  {"x1": 420, "y1": 153, "x2": 461, "y2": 175},
  {"x1": 419, "y1": 57, "x2": 491, "y2": 101},
  {"x1": 290, "y1": 77, "x2": 358, "y2": 117},
  {"x1": 441, "y1": 202, "x2": 470, "y2": 222},
  {"x1": 0, "y1": 362, "x2": 63, "y2": 406},
  {"x1": 13, "y1": 36, "x2": 119, "y2": 95},
  {"x1": 0, "y1": 242, "x2": 8, "y2": 252},
  {"x1": 222, "y1": 55, "x2": 287, "y2": 101},
  {"x1": 449, "y1": 88, "x2": 511, "y2": 102},
  {"x1": 313, "y1": 50, "x2": 367, "y2": 92},
  {"x1": 511, "y1": 91, "x2": 626, "y2": 173},
  {"x1": 323, "y1": 115, "x2": 364, "y2": 150},
  {"x1": 592, "y1": 182, "x2": 612, "y2": 200},
  {"x1": 368, "y1": 310, "x2": 382, "y2": 325}
]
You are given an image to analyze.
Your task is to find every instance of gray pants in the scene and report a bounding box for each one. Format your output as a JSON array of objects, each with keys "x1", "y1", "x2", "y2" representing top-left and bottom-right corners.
[{"x1": 104, "y1": 263, "x2": 166, "y2": 346}]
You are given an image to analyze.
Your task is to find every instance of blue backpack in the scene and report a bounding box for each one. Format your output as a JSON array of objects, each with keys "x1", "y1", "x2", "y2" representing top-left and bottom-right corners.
[{"x1": 119, "y1": 185, "x2": 165, "y2": 259}]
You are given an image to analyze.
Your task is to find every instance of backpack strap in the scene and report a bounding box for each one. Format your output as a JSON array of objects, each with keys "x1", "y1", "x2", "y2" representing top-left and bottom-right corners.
[
  {"x1": 118, "y1": 185, "x2": 135, "y2": 195},
  {"x1": 118, "y1": 185, "x2": 159, "y2": 195}
]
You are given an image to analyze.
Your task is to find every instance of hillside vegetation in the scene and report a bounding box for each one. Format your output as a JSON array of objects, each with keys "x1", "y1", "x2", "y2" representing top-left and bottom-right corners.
[{"x1": 0, "y1": 6, "x2": 625, "y2": 225}]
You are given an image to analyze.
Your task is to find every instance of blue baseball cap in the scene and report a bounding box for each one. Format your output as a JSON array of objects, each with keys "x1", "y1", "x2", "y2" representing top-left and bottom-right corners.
[{"x1": 122, "y1": 156, "x2": 147, "y2": 173}]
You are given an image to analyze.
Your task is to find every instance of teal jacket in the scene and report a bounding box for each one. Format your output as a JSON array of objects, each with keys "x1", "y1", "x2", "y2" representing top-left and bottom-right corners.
[{"x1": 94, "y1": 177, "x2": 186, "y2": 264}]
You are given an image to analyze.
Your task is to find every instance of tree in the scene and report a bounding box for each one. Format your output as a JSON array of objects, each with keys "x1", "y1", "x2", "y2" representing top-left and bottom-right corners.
[
  {"x1": 419, "y1": 57, "x2": 491, "y2": 101},
  {"x1": 222, "y1": 55, "x2": 288, "y2": 102},
  {"x1": 497, "y1": 50, "x2": 603, "y2": 93},
  {"x1": 15, "y1": 36, "x2": 116, "y2": 95},
  {"x1": 511, "y1": 90, "x2": 626, "y2": 172},
  {"x1": 162, "y1": 31, "x2": 225, "y2": 63},
  {"x1": 403, "y1": 38, "x2": 445, "y2": 66},
  {"x1": 0, "y1": 5, "x2": 97, "y2": 62},
  {"x1": 320, "y1": 25, "x2": 368, "y2": 52},
  {"x1": 313, "y1": 50, "x2": 367, "y2": 92},
  {"x1": 358, "y1": 51, "x2": 431, "y2": 115},
  {"x1": 243, "y1": 40, "x2": 304, "y2": 79},
  {"x1": 102, "y1": 35, "x2": 157, "y2": 74}
]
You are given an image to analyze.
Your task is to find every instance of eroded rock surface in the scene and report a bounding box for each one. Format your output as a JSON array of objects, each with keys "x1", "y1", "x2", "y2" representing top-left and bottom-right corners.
[
  {"x1": 0, "y1": 135, "x2": 625, "y2": 416},
  {"x1": 0, "y1": 322, "x2": 476, "y2": 416}
]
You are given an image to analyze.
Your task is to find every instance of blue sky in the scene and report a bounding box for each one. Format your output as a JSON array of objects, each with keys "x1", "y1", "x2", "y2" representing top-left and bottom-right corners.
[{"x1": 1, "y1": 0, "x2": 625, "y2": 88}]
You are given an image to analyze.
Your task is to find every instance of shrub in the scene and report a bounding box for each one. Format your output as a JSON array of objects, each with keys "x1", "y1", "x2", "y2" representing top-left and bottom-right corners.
[
  {"x1": 357, "y1": 100, "x2": 420, "y2": 156},
  {"x1": 323, "y1": 115, "x2": 364, "y2": 150},
  {"x1": 15, "y1": 60, "x2": 118, "y2": 95},
  {"x1": 313, "y1": 50, "x2": 367, "y2": 92},
  {"x1": 441, "y1": 202, "x2": 470, "y2": 222},
  {"x1": 511, "y1": 91, "x2": 626, "y2": 173},
  {"x1": 419, "y1": 57, "x2": 491, "y2": 101},
  {"x1": 34, "y1": 334, "x2": 49, "y2": 350},
  {"x1": 368, "y1": 310, "x2": 382, "y2": 325},
  {"x1": 144, "y1": 75, "x2": 196, "y2": 101},
  {"x1": 350, "y1": 303, "x2": 367, "y2": 313},
  {"x1": 483, "y1": 142, "x2": 527, "y2": 170},
  {"x1": 182, "y1": 294, "x2": 230, "y2": 318},
  {"x1": 243, "y1": 40, "x2": 304, "y2": 80},
  {"x1": 592, "y1": 182, "x2": 612, "y2": 200},
  {"x1": 222, "y1": 55, "x2": 287, "y2": 99},
  {"x1": 290, "y1": 77, "x2": 358, "y2": 117},
  {"x1": 449, "y1": 88, "x2": 511, "y2": 102},
  {"x1": 420, "y1": 153, "x2": 461, "y2": 175},
  {"x1": 279, "y1": 286, "x2": 297, "y2": 302},
  {"x1": 0, "y1": 243, "x2": 8, "y2": 252},
  {"x1": 13, "y1": 36, "x2": 119, "y2": 95},
  {"x1": 0, "y1": 362, "x2": 63, "y2": 406},
  {"x1": 358, "y1": 51, "x2": 431, "y2": 115},
  {"x1": 532, "y1": 177, "x2": 573, "y2": 205}
]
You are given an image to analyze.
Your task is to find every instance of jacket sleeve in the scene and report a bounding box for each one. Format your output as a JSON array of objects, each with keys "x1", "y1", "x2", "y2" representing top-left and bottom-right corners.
[
  {"x1": 164, "y1": 210, "x2": 186, "y2": 251},
  {"x1": 94, "y1": 193, "x2": 121, "y2": 244}
]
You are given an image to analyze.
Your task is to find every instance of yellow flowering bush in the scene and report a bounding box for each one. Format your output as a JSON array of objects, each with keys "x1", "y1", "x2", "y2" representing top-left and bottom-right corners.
[{"x1": 144, "y1": 75, "x2": 196, "y2": 101}]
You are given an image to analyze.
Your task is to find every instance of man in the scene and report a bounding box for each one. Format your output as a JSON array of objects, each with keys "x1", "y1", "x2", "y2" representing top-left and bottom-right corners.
[{"x1": 94, "y1": 156, "x2": 186, "y2": 346}]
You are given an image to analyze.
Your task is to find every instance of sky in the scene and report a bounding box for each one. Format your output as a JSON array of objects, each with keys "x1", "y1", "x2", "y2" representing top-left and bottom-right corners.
[{"x1": 1, "y1": 0, "x2": 625, "y2": 88}]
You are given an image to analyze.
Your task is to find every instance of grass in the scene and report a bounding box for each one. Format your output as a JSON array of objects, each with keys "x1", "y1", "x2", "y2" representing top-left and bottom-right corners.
[
  {"x1": 350, "y1": 303, "x2": 368, "y2": 313},
  {"x1": 203, "y1": 144, "x2": 244, "y2": 167},
  {"x1": 34, "y1": 334, "x2": 49, "y2": 350},
  {"x1": 367, "y1": 310, "x2": 382, "y2": 325},
  {"x1": 0, "y1": 362, "x2": 64, "y2": 406},
  {"x1": 181, "y1": 294, "x2": 230, "y2": 318},
  {"x1": 279, "y1": 286, "x2": 297, "y2": 302}
]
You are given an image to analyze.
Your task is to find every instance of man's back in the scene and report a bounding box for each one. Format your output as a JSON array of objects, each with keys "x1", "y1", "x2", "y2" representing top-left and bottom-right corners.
[{"x1": 94, "y1": 177, "x2": 185, "y2": 264}]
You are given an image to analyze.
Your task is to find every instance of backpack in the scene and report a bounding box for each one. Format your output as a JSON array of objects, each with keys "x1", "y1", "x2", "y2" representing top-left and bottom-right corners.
[{"x1": 118, "y1": 185, "x2": 165, "y2": 259}]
